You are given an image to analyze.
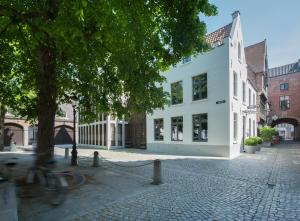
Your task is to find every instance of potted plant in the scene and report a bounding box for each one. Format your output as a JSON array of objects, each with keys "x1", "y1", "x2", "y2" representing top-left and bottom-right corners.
[
  {"x1": 259, "y1": 126, "x2": 276, "y2": 147},
  {"x1": 244, "y1": 137, "x2": 257, "y2": 154},
  {"x1": 252, "y1": 136, "x2": 263, "y2": 151}
]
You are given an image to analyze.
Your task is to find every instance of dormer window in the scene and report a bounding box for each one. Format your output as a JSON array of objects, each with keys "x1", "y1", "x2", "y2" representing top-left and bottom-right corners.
[
  {"x1": 182, "y1": 56, "x2": 191, "y2": 64},
  {"x1": 214, "y1": 41, "x2": 221, "y2": 47}
]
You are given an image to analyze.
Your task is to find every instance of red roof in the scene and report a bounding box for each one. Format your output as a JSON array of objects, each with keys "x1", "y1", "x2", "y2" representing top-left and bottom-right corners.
[{"x1": 206, "y1": 23, "x2": 232, "y2": 44}]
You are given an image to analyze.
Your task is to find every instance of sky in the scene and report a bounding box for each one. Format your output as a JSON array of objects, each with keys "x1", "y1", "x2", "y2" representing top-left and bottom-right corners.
[{"x1": 201, "y1": 0, "x2": 300, "y2": 68}]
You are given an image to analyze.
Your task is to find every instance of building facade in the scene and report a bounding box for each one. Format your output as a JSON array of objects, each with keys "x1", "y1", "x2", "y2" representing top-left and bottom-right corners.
[
  {"x1": 245, "y1": 40, "x2": 269, "y2": 128},
  {"x1": 4, "y1": 104, "x2": 75, "y2": 148},
  {"x1": 78, "y1": 114, "x2": 127, "y2": 150},
  {"x1": 268, "y1": 59, "x2": 300, "y2": 140},
  {"x1": 146, "y1": 11, "x2": 257, "y2": 158}
]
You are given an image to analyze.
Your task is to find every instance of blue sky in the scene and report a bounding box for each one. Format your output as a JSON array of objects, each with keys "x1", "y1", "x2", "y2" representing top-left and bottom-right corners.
[{"x1": 201, "y1": 0, "x2": 300, "y2": 68}]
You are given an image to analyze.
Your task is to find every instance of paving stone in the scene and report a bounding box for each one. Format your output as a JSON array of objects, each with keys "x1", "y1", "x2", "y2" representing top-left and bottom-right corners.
[{"x1": 15, "y1": 141, "x2": 300, "y2": 220}]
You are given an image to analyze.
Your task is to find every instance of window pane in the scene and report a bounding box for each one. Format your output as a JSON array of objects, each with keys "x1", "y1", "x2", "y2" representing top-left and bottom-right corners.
[
  {"x1": 249, "y1": 118, "x2": 251, "y2": 137},
  {"x1": 118, "y1": 124, "x2": 122, "y2": 146},
  {"x1": 242, "y1": 82, "x2": 246, "y2": 102},
  {"x1": 154, "y1": 119, "x2": 164, "y2": 141},
  {"x1": 111, "y1": 124, "x2": 115, "y2": 146},
  {"x1": 171, "y1": 116, "x2": 183, "y2": 141},
  {"x1": 193, "y1": 74, "x2": 207, "y2": 101},
  {"x1": 280, "y1": 96, "x2": 290, "y2": 110},
  {"x1": 193, "y1": 114, "x2": 208, "y2": 142},
  {"x1": 171, "y1": 81, "x2": 183, "y2": 104},
  {"x1": 280, "y1": 83, "x2": 288, "y2": 91},
  {"x1": 233, "y1": 73, "x2": 238, "y2": 97}
]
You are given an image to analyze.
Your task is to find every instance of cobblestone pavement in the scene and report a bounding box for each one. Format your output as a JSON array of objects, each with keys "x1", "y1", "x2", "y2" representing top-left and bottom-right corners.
[{"x1": 18, "y1": 141, "x2": 300, "y2": 221}]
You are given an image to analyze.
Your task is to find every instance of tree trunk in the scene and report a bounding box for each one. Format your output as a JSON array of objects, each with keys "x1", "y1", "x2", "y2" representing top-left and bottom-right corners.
[
  {"x1": 34, "y1": 1, "x2": 59, "y2": 166},
  {"x1": 35, "y1": 42, "x2": 57, "y2": 166},
  {"x1": 0, "y1": 104, "x2": 5, "y2": 151}
]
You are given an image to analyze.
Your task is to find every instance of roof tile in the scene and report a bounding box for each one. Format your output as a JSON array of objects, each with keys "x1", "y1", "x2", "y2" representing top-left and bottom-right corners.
[{"x1": 206, "y1": 23, "x2": 232, "y2": 44}]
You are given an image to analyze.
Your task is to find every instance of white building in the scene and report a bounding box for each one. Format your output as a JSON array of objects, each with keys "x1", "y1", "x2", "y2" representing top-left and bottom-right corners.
[
  {"x1": 146, "y1": 11, "x2": 257, "y2": 158},
  {"x1": 78, "y1": 114, "x2": 127, "y2": 150}
]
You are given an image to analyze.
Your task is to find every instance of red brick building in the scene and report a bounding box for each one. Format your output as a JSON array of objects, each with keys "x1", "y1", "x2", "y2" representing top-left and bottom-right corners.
[
  {"x1": 4, "y1": 104, "x2": 75, "y2": 148},
  {"x1": 245, "y1": 40, "x2": 269, "y2": 127},
  {"x1": 268, "y1": 59, "x2": 300, "y2": 140}
]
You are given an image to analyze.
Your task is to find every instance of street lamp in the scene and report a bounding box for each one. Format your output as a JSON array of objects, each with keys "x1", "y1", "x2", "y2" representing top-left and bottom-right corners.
[{"x1": 71, "y1": 93, "x2": 78, "y2": 166}]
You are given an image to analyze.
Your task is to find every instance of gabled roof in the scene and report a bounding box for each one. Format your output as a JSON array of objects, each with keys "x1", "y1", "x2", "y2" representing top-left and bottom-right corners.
[
  {"x1": 206, "y1": 23, "x2": 232, "y2": 44},
  {"x1": 245, "y1": 40, "x2": 267, "y2": 74},
  {"x1": 268, "y1": 61, "x2": 300, "y2": 78}
]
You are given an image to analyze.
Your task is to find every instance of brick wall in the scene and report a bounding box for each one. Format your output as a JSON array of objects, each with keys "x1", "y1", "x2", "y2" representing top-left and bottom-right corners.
[{"x1": 268, "y1": 72, "x2": 300, "y2": 121}]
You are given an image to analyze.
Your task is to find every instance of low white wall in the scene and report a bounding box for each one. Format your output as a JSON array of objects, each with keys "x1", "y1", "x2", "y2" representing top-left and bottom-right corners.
[{"x1": 147, "y1": 143, "x2": 229, "y2": 157}]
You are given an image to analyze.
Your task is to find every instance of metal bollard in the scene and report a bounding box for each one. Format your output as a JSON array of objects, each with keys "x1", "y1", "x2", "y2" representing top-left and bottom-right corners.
[
  {"x1": 65, "y1": 148, "x2": 69, "y2": 159},
  {"x1": 152, "y1": 159, "x2": 162, "y2": 185},
  {"x1": 93, "y1": 151, "x2": 100, "y2": 167}
]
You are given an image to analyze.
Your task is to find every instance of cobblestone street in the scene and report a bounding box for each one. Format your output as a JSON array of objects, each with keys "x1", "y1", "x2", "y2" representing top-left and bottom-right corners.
[{"x1": 18, "y1": 141, "x2": 300, "y2": 221}]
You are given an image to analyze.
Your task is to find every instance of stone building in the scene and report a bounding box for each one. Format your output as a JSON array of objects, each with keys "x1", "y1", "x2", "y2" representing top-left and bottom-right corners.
[
  {"x1": 268, "y1": 59, "x2": 300, "y2": 140},
  {"x1": 245, "y1": 40, "x2": 269, "y2": 128}
]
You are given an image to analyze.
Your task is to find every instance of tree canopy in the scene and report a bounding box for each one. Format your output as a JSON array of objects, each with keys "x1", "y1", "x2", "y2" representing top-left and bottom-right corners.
[{"x1": 0, "y1": 0, "x2": 217, "y2": 163}]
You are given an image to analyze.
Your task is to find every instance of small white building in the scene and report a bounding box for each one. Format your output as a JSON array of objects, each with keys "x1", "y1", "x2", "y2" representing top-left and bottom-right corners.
[
  {"x1": 78, "y1": 114, "x2": 127, "y2": 150},
  {"x1": 146, "y1": 11, "x2": 257, "y2": 158}
]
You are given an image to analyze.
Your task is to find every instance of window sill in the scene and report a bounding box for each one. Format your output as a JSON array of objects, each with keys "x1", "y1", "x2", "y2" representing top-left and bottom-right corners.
[
  {"x1": 191, "y1": 98, "x2": 208, "y2": 104},
  {"x1": 170, "y1": 103, "x2": 184, "y2": 107},
  {"x1": 193, "y1": 140, "x2": 208, "y2": 143},
  {"x1": 233, "y1": 141, "x2": 238, "y2": 144}
]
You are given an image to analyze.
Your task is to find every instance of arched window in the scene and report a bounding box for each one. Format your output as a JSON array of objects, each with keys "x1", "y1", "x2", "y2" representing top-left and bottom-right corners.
[{"x1": 238, "y1": 42, "x2": 241, "y2": 61}]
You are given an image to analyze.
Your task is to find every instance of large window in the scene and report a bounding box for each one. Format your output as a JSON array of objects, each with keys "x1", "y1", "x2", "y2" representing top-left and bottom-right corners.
[
  {"x1": 233, "y1": 72, "x2": 238, "y2": 97},
  {"x1": 193, "y1": 114, "x2": 208, "y2": 142},
  {"x1": 171, "y1": 116, "x2": 183, "y2": 141},
  {"x1": 192, "y1": 74, "x2": 207, "y2": 101},
  {"x1": 233, "y1": 113, "x2": 238, "y2": 141},
  {"x1": 171, "y1": 81, "x2": 183, "y2": 105},
  {"x1": 253, "y1": 120, "x2": 255, "y2": 137},
  {"x1": 280, "y1": 83, "x2": 289, "y2": 91},
  {"x1": 154, "y1": 119, "x2": 164, "y2": 141},
  {"x1": 242, "y1": 81, "x2": 246, "y2": 103},
  {"x1": 280, "y1": 96, "x2": 290, "y2": 110},
  {"x1": 249, "y1": 118, "x2": 251, "y2": 137},
  {"x1": 248, "y1": 89, "x2": 251, "y2": 106}
]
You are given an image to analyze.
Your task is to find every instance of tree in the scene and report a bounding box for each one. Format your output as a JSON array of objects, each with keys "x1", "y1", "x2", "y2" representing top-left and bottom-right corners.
[
  {"x1": 0, "y1": 37, "x2": 37, "y2": 150},
  {"x1": 0, "y1": 0, "x2": 217, "y2": 165}
]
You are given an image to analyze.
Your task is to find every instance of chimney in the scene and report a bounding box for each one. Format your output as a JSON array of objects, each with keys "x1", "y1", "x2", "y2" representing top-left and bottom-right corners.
[{"x1": 232, "y1": 10, "x2": 240, "y2": 20}]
